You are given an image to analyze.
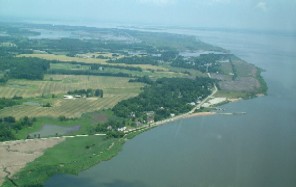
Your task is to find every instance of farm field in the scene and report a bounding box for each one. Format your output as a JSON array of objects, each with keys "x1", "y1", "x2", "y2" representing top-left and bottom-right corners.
[
  {"x1": 0, "y1": 75, "x2": 143, "y2": 98},
  {"x1": 49, "y1": 62, "x2": 184, "y2": 79},
  {"x1": 0, "y1": 75, "x2": 143, "y2": 119},
  {"x1": 17, "y1": 53, "x2": 169, "y2": 71},
  {"x1": 0, "y1": 94, "x2": 135, "y2": 119}
]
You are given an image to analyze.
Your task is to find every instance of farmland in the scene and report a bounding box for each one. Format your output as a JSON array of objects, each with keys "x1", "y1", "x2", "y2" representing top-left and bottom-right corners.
[
  {"x1": 0, "y1": 75, "x2": 142, "y2": 98},
  {"x1": 0, "y1": 95, "x2": 134, "y2": 119},
  {"x1": 18, "y1": 53, "x2": 169, "y2": 71},
  {"x1": 0, "y1": 75, "x2": 143, "y2": 118}
]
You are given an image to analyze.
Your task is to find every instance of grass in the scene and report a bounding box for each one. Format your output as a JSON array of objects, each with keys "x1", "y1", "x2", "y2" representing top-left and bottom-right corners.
[
  {"x1": 2, "y1": 136, "x2": 125, "y2": 187},
  {"x1": 220, "y1": 62, "x2": 233, "y2": 75},
  {"x1": 17, "y1": 53, "x2": 169, "y2": 71},
  {"x1": 231, "y1": 58, "x2": 256, "y2": 77},
  {"x1": 215, "y1": 90, "x2": 257, "y2": 99},
  {"x1": 50, "y1": 63, "x2": 90, "y2": 71}
]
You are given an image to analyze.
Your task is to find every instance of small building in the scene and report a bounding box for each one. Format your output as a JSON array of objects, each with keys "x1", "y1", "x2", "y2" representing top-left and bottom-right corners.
[
  {"x1": 188, "y1": 102, "x2": 196, "y2": 106},
  {"x1": 130, "y1": 112, "x2": 136, "y2": 118},
  {"x1": 146, "y1": 111, "x2": 155, "y2": 124},
  {"x1": 64, "y1": 95, "x2": 74, "y2": 99},
  {"x1": 117, "y1": 126, "x2": 127, "y2": 132},
  {"x1": 74, "y1": 95, "x2": 81, "y2": 98}
]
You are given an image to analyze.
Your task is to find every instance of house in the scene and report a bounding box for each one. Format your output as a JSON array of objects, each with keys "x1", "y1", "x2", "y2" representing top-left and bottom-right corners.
[
  {"x1": 146, "y1": 111, "x2": 155, "y2": 124},
  {"x1": 117, "y1": 126, "x2": 127, "y2": 132},
  {"x1": 74, "y1": 95, "x2": 81, "y2": 98},
  {"x1": 64, "y1": 95, "x2": 74, "y2": 99},
  {"x1": 188, "y1": 102, "x2": 196, "y2": 106},
  {"x1": 130, "y1": 112, "x2": 136, "y2": 118}
]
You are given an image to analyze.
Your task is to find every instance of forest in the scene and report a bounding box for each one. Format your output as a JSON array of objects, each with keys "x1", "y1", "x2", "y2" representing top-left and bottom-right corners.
[
  {"x1": 172, "y1": 53, "x2": 231, "y2": 73},
  {"x1": 0, "y1": 116, "x2": 35, "y2": 141},
  {"x1": 0, "y1": 57, "x2": 50, "y2": 81},
  {"x1": 113, "y1": 77, "x2": 214, "y2": 122}
]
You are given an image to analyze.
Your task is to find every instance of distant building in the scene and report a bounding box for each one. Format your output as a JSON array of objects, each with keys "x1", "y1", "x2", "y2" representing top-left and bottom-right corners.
[
  {"x1": 117, "y1": 127, "x2": 127, "y2": 132},
  {"x1": 188, "y1": 102, "x2": 196, "y2": 106},
  {"x1": 74, "y1": 95, "x2": 81, "y2": 98},
  {"x1": 64, "y1": 95, "x2": 74, "y2": 99},
  {"x1": 146, "y1": 111, "x2": 155, "y2": 124}
]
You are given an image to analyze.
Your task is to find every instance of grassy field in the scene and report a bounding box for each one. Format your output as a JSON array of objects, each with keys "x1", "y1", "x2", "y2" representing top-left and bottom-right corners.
[
  {"x1": 220, "y1": 62, "x2": 233, "y2": 75},
  {"x1": 231, "y1": 58, "x2": 257, "y2": 77},
  {"x1": 0, "y1": 75, "x2": 143, "y2": 118},
  {"x1": 18, "y1": 53, "x2": 169, "y2": 71}
]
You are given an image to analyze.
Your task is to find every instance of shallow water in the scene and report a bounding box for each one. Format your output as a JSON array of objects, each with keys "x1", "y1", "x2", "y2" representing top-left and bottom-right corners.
[{"x1": 46, "y1": 28, "x2": 296, "y2": 187}]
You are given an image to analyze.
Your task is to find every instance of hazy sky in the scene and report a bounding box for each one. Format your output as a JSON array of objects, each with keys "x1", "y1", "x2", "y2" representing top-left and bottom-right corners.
[{"x1": 0, "y1": 0, "x2": 295, "y2": 31}]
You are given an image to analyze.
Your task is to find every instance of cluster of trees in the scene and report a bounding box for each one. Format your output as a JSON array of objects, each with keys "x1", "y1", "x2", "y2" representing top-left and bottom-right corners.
[
  {"x1": 160, "y1": 50, "x2": 179, "y2": 62},
  {"x1": 113, "y1": 77, "x2": 214, "y2": 121},
  {"x1": 95, "y1": 118, "x2": 125, "y2": 132},
  {"x1": 89, "y1": 63, "x2": 142, "y2": 72},
  {"x1": 172, "y1": 54, "x2": 230, "y2": 73},
  {"x1": 67, "y1": 89, "x2": 103, "y2": 98},
  {"x1": 0, "y1": 57, "x2": 50, "y2": 80},
  {"x1": 0, "y1": 116, "x2": 36, "y2": 141},
  {"x1": 128, "y1": 76, "x2": 153, "y2": 84},
  {"x1": 12, "y1": 37, "x2": 152, "y2": 56},
  {"x1": 0, "y1": 98, "x2": 20, "y2": 110},
  {"x1": 95, "y1": 118, "x2": 126, "y2": 138}
]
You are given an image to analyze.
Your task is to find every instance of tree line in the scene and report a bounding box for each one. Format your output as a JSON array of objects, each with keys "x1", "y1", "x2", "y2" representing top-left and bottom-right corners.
[
  {"x1": 0, "y1": 57, "x2": 50, "y2": 81},
  {"x1": 0, "y1": 116, "x2": 36, "y2": 141}
]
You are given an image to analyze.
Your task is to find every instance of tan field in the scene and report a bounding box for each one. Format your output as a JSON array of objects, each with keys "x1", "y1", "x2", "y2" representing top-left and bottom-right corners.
[{"x1": 0, "y1": 138, "x2": 65, "y2": 186}]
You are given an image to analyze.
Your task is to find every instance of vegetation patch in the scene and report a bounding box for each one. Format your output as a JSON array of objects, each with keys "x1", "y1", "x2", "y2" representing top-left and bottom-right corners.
[{"x1": 2, "y1": 136, "x2": 125, "y2": 187}]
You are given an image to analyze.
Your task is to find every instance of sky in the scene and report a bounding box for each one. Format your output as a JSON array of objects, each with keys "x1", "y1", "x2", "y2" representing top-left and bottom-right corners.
[{"x1": 0, "y1": 0, "x2": 295, "y2": 31}]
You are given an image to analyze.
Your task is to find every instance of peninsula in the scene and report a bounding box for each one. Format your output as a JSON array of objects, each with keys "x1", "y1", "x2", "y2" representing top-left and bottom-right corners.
[{"x1": 0, "y1": 22, "x2": 267, "y2": 187}]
